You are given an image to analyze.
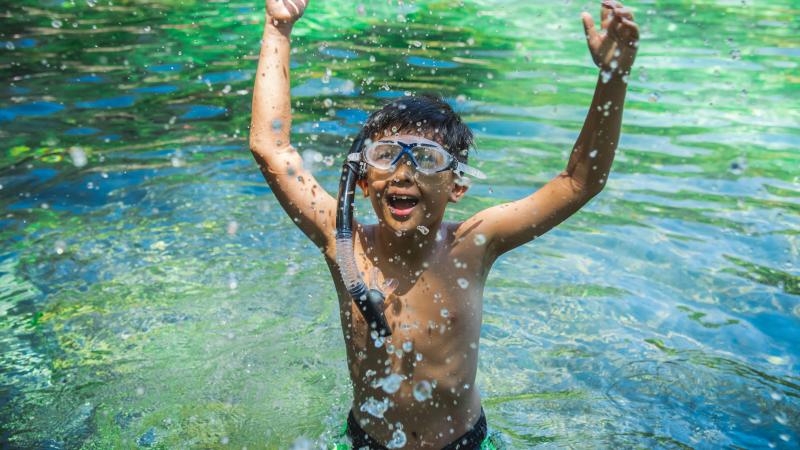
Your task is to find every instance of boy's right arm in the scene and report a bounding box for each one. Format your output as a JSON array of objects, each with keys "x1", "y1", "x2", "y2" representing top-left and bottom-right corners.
[{"x1": 249, "y1": 0, "x2": 337, "y2": 252}]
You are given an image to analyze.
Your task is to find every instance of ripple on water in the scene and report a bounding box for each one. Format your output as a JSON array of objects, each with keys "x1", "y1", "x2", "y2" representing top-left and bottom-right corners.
[{"x1": 0, "y1": 1, "x2": 798, "y2": 449}]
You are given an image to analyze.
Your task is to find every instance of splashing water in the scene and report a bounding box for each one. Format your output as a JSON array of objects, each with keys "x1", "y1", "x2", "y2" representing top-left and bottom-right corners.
[
  {"x1": 413, "y1": 381, "x2": 432, "y2": 402},
  {"x1": 373, "y1": 373, "x2": 404, "y2": 394},
  {"x1": 360, "y1": 397, "x2": 390, "y2": 419},
  {"x1": 0, "y1": 1, "x2": 797, "y2": 449},
  {"x1": 386, "y1": 427, "x2": 407, "y2": 449}
]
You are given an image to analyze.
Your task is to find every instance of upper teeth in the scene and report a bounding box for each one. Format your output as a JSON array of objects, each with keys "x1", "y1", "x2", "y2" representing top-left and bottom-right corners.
[{"x1": 392, "y1": 195, "x2": 415, "y2": 200}]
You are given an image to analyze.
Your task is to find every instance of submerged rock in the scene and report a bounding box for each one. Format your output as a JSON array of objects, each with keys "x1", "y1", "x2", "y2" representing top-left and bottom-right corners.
[{"x1": 137, "y1": 427, "x2": 157, "y2": 447}]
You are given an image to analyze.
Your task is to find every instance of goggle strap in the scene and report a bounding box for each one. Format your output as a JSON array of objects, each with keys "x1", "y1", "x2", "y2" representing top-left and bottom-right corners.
[{"x1": 456, "y1": 162, "x2": 487, "y2": 180}]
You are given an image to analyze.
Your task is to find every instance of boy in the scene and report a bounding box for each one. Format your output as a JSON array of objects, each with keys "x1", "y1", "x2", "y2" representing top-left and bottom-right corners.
[{"x1": 249, "y1": 0, "x2": 639, "y2": 448}]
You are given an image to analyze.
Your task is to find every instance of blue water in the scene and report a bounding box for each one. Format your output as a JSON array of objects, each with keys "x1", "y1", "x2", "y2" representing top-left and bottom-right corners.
[{"x1": 1, "y1": 0, "x2": 798, "y2": 448}]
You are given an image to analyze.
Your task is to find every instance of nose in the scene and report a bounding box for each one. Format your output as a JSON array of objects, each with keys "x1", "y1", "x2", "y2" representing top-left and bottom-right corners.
[{"x1": 390, "y1": 155, "x2": 415, "y2": 183}]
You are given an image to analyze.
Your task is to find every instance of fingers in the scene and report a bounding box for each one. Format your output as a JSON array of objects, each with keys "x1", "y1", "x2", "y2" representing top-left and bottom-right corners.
[
  {"x1": 600, "y1": 3, "x2": 612, "y2": 29},
  {"x1": 284, "y1": 0, "x2": 300, "y2": 16},
  {"x1": 615, "y1": 7, "x2": 634, "y2": 21},
  {"x1": 601, "y1": 1, "x2": 634, "y2": 30},
  {"x1": 581, "y1": 12, "x2": 599, "y2": 44},
  {"x1": 620, "y1": 17, "x2": 640, "y2": 46}
]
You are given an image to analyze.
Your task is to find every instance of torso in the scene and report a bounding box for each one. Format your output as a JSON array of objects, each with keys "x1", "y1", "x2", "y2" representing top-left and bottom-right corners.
[{"x1": 323, "y1": 221, "x2": 494, "y2": 449}]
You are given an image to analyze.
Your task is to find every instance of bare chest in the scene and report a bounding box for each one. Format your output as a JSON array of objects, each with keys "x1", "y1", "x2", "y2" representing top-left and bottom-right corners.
[{"x1": 325, "y1": 225, "x2": 490, "y2": 378}]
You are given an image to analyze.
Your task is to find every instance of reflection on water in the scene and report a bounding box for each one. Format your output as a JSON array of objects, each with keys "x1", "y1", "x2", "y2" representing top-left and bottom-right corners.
[{"x1": 1, "y1": 0, "x2": 798, "y2": 448}]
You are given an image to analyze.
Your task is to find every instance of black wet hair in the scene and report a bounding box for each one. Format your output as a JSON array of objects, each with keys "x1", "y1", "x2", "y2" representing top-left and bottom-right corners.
[{"x1": 360, "y1": 94, "x2": 474, "y2": 164}]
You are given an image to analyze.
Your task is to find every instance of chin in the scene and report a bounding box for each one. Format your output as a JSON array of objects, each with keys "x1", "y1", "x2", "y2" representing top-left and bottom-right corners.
[{"x1": 379, "y1": 203, "x2": 425, "y2": 234}]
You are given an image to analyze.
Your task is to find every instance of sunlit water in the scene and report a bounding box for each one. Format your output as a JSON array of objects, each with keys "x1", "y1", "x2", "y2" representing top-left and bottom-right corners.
[{"x1": 1, "y1": 0, "x2": 798, "y2": 448}]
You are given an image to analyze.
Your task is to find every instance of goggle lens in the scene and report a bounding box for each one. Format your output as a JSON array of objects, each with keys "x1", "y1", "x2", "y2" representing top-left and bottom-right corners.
[{"x1": 365, "y1": 142, "x2": 450, "y2": 173}]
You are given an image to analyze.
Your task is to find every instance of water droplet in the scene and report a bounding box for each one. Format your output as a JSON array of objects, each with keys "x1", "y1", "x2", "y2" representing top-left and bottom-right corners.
[
  {"x1": 54, "y1": 240, "x2": 66, "y2": 255},
  {"x1": 402, "y1": 341, "x2": 413, "y2": 352},
  {"x1": 415, "y1": 352, "x2": 423, "y2": 362},
  {"x1": 775, "y1": 412, "x2": 788, "y2": 425},
  {"x1": 589, "y1": 149, "x2": 598, "y2": 158},
  {"x1": 323, "y1": 98, "x2": 333, "y2": 108},
  {"x1": 68, "y1": 147, "x2": 88, "y2": 167},
  {"x1": 387, "y1": 428, "x2": 407, "y2": 448},
  {"x1": 386, "y1": 343, "x2": 395, "y2": 354},
  {"x1": 440, "y1": 308, "x2": 449, "y2": 318},
  {"x1": 457, "y1": 278, "x2": 469, "y2": 289},
  {"x1": 648, "y1": 92, "x2": 661, "y2": 103},
  {"x1": 51, "y1": 19, "x2": 63, "y2": 29},
  {"x1": 227, "y1": 221, "x2": 239, "y2": 236},
  {"x1": 5, "y1": 41, "x2": 14, "y2": 50},
  {"x1": 416, "y1": 225, "x2": 429, "y2": 235},
  {"x1": 729, "y1": 157, "x2": 747, "y2": 175},
  {"x1": 473, "y1": 234, "x2": 486, "y2": 246},
  {"x1": 228, "y1": 274, "x2": 238, "y2": 290},
  {"x1": 360, "y1": 397, "x2": 389, "y2": 418},
  {"x1": 413, "y1": 380, "x2": 432, "y2": 401},
  {"x1": 86, "y1": 0, "x2": 97, "y2": 6},
  {"x1": 374, "y1": 373, "x2": 404, "y2": 394}
]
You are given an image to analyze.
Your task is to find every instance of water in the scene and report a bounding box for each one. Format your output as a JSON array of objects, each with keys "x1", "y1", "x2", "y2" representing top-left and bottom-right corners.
[{"x1": 1, "y1": 0, "x2": 798, "y2": 448}]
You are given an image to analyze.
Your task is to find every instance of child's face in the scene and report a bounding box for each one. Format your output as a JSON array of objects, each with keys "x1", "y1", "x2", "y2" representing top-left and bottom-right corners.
[{"x1": 357, "y1": 131, "x2": 469, "y2": 235}]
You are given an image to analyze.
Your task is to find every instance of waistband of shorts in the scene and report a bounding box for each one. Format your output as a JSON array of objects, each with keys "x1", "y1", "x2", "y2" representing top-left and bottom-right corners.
[{"x1": 346, "y1": 407, "x2": 488, "y2": 450}]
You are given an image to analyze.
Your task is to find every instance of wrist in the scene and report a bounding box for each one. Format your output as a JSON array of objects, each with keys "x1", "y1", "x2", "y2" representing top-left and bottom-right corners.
[
  {"x1": 600, "y1": 67, "x2": 631, "y2": 84},
  {"x1": 265, "y1": 16, "x2": 294, "y2": 37}
]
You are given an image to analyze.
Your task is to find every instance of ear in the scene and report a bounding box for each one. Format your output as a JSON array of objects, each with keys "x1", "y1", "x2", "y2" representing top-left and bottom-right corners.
[
  {"x1": 357, "y1": 178, "x2": 370, "y2": 198},
  {"x1": 448, "y1": 181, "x2": 469, "y2": 203}
]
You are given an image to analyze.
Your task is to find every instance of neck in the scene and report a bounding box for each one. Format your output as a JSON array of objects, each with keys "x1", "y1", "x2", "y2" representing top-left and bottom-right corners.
[{"x1": 373, "y1": 220, "x2": 444, "y2": 268}]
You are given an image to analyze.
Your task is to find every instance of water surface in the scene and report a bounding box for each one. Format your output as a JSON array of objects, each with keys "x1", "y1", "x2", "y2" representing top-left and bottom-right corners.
[{"x1": 1, "y1": 0, "x2": 798, "y2": 448}]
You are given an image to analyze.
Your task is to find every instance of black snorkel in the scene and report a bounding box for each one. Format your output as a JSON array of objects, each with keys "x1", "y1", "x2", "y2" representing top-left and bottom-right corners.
[{"x1": 335, "y1": 130, "x2": 392, "y2": 337}]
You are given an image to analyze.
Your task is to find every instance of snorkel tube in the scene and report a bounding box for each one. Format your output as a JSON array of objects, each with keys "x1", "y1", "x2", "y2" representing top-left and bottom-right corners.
[{"x1": 336, "y1": 131, "x2": 392, "y2": 337}]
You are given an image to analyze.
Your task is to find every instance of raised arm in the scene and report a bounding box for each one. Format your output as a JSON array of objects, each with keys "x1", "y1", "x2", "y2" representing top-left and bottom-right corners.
[
  {"x1": 461, "y1": 0, "x2": 639, "y2": 259},
  {"x1": 250, "y1": 0, "x2": 337, "y2": 251}
]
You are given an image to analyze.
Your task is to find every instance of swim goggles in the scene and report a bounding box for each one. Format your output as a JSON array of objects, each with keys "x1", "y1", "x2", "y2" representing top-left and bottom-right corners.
[{"x1": 348, "y1": 136, "x2": 486, "y2": 179}]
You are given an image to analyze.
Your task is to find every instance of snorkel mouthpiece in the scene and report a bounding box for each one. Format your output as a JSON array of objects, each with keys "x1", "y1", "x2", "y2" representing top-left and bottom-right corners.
[{"x1": 336, "y1": 131, "x2": 392, "y2": 337}]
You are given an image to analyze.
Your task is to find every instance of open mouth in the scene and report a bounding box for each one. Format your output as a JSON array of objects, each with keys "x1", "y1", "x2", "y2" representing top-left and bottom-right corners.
[{"x1": 387, "y1": 194, "x2": 419, "y2": 217}]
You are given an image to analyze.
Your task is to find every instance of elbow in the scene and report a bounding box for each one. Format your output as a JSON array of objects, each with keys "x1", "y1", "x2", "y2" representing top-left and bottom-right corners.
[
  {"x1": 585, "y1": 179, "x2": 606, "y2": 198},
  {"x1": 249, "y1": 138, "x2": 265, "y2": 156},
  {"x1": 565, "y1": 174, "x2": 605, "y2": 201}
]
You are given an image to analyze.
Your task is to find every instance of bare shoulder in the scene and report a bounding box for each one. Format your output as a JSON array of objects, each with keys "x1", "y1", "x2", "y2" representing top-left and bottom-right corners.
[{"x1": 447, "y1": 220, "x2": 496, "y2": 271}]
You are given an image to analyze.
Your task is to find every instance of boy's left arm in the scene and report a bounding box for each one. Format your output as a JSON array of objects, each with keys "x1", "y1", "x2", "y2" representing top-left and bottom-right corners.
[{"x1": 464, "y1": 0, "x2": 639, "y2": 259}]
